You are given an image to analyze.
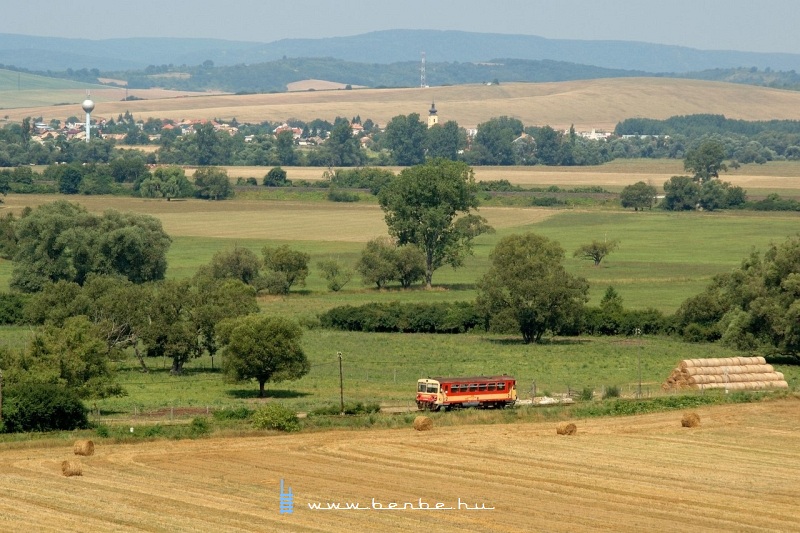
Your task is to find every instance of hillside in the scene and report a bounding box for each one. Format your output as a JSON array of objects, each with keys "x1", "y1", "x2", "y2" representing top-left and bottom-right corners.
[
  {"x1": 6, "y1": 78, "x2": 800, "y2": 131},
  {"x1": 0, "y1": 69, "x2": 107, "y2": 109},
  {"x1": 4, "y1": 30, "x2": 800, "y2": 73}
]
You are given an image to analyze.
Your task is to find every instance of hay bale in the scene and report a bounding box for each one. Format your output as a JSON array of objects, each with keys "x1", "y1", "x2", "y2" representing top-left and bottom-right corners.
[
  {"x1": 681, "y1": 412, "x2": 701, "y2": 428},
  {"x1": 413, "y1": 416, "x2": 433, "y2": 431},
  {"x1": 556, "y1": 422, "x2": 577, "y2": 435},
  {"x1": 73, "y1": 440, "x2": 94, "y2": 456},
  {"x1": 61, "y1": 460, "x2": 82, "y2": 477}
]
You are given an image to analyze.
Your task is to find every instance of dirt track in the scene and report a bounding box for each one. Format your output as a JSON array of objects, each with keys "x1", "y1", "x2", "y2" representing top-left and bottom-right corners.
[{"x1": 1, "y1": 398, "x2": 799, "y2": 532}]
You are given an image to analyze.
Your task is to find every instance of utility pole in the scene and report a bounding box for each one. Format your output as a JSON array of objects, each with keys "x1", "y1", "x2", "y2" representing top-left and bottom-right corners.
[
  {"x1": 338, "y1": 352, "x2": 344, "y2": 415},
  {"x1": 636, "y1": 328, "x2": 642, "y2": 399}
]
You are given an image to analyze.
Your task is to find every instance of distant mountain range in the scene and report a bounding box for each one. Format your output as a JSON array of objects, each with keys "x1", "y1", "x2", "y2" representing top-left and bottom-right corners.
[{"x1": 3, "y1": 30, "x2": 800, "y2": 74}]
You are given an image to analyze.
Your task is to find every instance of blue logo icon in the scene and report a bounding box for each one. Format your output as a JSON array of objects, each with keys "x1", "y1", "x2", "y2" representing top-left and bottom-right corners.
[{"x1": 280, "y1": 479, "x2": 294, "y2": 514}]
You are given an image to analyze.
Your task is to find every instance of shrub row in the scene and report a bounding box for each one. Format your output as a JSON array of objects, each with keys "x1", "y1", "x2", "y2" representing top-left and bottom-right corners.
[
  {"x1": 319, "y1": 301, "x2": 482, "y2": 333},
  {"x1": 576, "y1": 307, "x2": 670, "y2": 336},
  {"x1": 320, "y1": 302, "x2": 672, "y2": 338}
]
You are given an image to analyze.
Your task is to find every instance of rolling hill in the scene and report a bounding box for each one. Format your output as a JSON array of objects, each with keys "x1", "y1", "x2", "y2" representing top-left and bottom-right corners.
[
  {"x1": 6, "y1": 78, "x2": 800, "y2": 131},
  {"x1": 3, "y1": 30, "x2": 800, "y2": 73}
]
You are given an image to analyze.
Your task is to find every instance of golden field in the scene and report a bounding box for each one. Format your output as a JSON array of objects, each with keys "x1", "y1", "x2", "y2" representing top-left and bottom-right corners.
[
  {"x1": 0, "y1": 398, "x2": 798, "y2": 532},
  {"x1": 7, "y1": 78, "x2": 800, "y2": 130},
  {"x1": 206, "y1": 160, "x2": 800, "y2": 192}
]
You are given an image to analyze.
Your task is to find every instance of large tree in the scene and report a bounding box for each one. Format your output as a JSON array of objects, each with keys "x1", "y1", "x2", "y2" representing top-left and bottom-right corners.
[
  {"x1": 4, "y1": 315, "x2": 125, "y2": 399},
  {"x1": 425, "y1": 120, "x2": 464, "y2": 161},
  {"x1": 574, "y1": 239, "x2": 620, "y2": 267},
  {"x1": 321, "y1": 121, "x2": 365, "y2": 167},
  {"x1": 193, "y1": 166, "x2": 234, "y2": 200},
  {"x1": 218, "y1": 315, "x2": 310, "y2": 398},
  {"x1": 662, "y1": 175, "x2": 700, "y2": 211},
  {"x1": 261, "y1": 245, "x2": 310, "y2": 294},
  {"x1": 675, "y1": 235, "x2": 800, "y2": 354},
  {"x1": 472, "y1": 116, "x2": 524, "y2": 165},
  {"x1": 139, "y1": 279, "x2": 199, "y2": 375},
  {"x1": 378, "y1": 159, "x2": 491, "y2": 288},
  {"x1": 384, "y1": 113, "x2": 427, "y2": 166},
  {"x1": 11, "y1": 201, "x2": 171, "y2": 292},
  {"x1": 199, "y1": 246, "x2": 262, "y2": 285},
  {"x1": 476, "y1": 233, "x2": 589, "y2": 343},
  {"x1": 684, "y1": 139, "x2": 728, "y2": 182},
  {"x1": 620, "y1": 181, "x2": 658, "y2": 210}
]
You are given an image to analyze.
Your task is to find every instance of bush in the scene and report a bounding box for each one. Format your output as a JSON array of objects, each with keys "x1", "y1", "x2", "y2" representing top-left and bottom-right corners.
[
  {"x1": 263, "y1": 166, "x2": 291, "y2": 187},
  {"x1": 2, "y1": 383, "x2": 88, "y2": 433},
  {"x1": 579, "y1": 387, "x2": 594, "y2": 401},
  {"x1": 189, "y1": 417, "x2": 210, "y2": 437},
  {"x1": 603, "y1": 385, "x2": 621, "y2": 399},
  {"x1": 252, "y1": 403, "x2": 300, "y2": 432},
  {"x1": 212, "y1": 406, "x2": 253, "y2": 420},
  {"x1": 309, "y1": 402, "x2": 381, "y2": 416},
  {"x1": 327, "y1": 188, "x2": 361, "y2": 202},
  {"x1": 329, "y1": 167, "x2": 394, "y2": 195},
  {"x1": 256, "y1": 271, "x2": 291, "y2": 295},
  {"x1": 0, "y1": 292, "x2": 28, "y2": 325}
]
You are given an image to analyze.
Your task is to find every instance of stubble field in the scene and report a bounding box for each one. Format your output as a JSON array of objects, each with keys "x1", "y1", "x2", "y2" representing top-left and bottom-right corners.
[
  {"x1": 7, "y1": 77, "x2": 800, "y2": 130},
  {"x1": 0, "y1": 398, "x2": 798, "y2": 532}
]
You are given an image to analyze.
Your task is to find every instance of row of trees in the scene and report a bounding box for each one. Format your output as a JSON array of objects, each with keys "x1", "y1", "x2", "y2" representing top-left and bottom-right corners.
[
  {"x1": 616, "y1": 140, "x2": 748, "y2": 212},
  {"x1": 0, "y1": 258, "x2": 311, "y2": 403},
  {"x1": 8, "y1": 111, "x2": 800, "y2": 170}
]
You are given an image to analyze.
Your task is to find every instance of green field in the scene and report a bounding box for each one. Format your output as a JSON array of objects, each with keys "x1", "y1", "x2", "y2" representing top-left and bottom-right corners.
[
  {"x1": 0, "y1": 69, "x2": 106, "y2": 110},
  {"x1": 1, "y1": 173, "x2": 799, "y2": 424}
]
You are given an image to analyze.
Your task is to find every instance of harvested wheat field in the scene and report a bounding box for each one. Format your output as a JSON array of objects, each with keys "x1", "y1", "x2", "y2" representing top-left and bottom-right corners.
[{"x1": 0, "y1": 398, "x2": 799, "y2": 532}]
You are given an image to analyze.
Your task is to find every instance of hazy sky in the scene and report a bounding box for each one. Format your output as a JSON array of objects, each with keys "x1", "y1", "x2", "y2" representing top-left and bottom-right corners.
[{"x1": 3, "y1": 0, "x2": 799, "y2": 54}]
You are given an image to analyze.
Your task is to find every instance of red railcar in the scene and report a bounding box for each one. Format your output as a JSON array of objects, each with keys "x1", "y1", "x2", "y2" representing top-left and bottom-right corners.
[{"x1": 416, "y1": 375, "x2": 517, "y2": 411}]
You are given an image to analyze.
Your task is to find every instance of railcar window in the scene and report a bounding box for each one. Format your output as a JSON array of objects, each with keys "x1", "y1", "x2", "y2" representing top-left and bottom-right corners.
[
  {"x1": 488, "y1": 383, "x2": 496, "y2": 391},
  {"x1": 497, "y1": 383, "x2": 506, "y2": 391},
  {"x1": 478, "y1": 384, "x2": 487, "y2": 392},
  {"x1": 451, "y1": 384, "x2": 461, "y2": 393},
  {"x1": 417, "y1": 383, "x2": 427, "y2": 392},
  {"x1": 426, "y1": 384, "x2": 438, "y2": 393},
  {"x1": 468, "y1": 384, "x2": 478, "y2": 392}
]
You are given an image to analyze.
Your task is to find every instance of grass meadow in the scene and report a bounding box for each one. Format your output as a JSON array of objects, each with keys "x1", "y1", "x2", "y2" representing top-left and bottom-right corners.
[{"x1": 1, "y1": 161, "x2": 800, "y2": 426}]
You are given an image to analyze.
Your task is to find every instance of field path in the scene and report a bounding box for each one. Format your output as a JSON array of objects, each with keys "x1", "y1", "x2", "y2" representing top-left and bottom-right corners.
[{"x1": 1, "y1": 398, "x2": 799, "y2": 532}]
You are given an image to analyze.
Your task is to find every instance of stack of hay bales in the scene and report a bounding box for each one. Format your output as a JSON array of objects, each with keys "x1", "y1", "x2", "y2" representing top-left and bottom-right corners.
[{"x1": 662, "y1": 357, "x2": 788, "y2": 391}]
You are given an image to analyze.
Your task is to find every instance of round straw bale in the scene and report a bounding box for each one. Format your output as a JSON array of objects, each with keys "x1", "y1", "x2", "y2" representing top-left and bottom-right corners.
[
  {"x1": 61, "y1": 460, "x2": 82, "y2": 477},
  {"x1": 73, "y1": 440, "x2": 94, "y2": 456},
  {"x1": 681, "y1": 412, "x2": 700, "y2": 428},
  {"x1": 413, "y1": 416, "x2": 433, "y2": 431},
  {"x1": 556, "y1": 422, "x2": 577, "y2": 435}
]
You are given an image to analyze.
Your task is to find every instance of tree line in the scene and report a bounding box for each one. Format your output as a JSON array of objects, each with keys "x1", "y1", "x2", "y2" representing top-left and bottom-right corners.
[{"x1": 6, "y1": 113, "x2": 800, "y2": 172}]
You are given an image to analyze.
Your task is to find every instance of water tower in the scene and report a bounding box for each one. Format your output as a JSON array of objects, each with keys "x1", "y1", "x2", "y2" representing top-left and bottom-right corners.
[{"x1": 81, "y1": 95, "x2": 95, "y2": 142}]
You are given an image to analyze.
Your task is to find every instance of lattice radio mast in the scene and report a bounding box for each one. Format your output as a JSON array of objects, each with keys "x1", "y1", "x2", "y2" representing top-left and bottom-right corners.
[{"x1": 420, "y1": 51, "x2": 428, "y2": 88}]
